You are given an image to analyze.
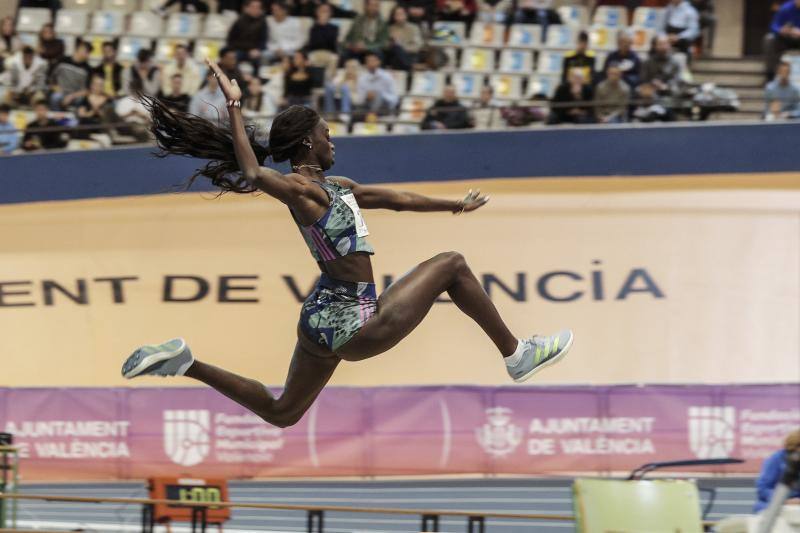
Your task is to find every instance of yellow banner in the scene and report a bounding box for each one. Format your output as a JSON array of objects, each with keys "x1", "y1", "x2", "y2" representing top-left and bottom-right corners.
[{"x1": 1, "y1": 174, "x2": 798, "y2": 387}]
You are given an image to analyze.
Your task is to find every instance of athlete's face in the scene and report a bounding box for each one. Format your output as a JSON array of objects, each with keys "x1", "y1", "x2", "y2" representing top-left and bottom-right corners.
[{"x1": 309, "y1": 120, "x2": 335, "y2": 170}]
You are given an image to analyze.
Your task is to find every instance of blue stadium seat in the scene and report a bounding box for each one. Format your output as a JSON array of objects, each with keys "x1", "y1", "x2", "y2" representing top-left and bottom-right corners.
[
  {"x1": 55, "y1": 10, "x2": 90, "y2": 36},
  {"x1": 544, "y1": 25, "x2": 577, "y2": 50},
  {"x1": 460, "y1": 47, "x2": 496, "y2": 72},
  {"x1": 129, "y1": 11, "x2": 164, "y2": 37},
  {"x1": 451, "y1": 72, "x2": 485, "y2": 99},
  {"x1": 16, "y1": 8, "x2": 52, "y2": 33},
  {"x1": 498, "y1": 49, "x2": 533, "y2": 73},
  {"x1": 507, "y1": 24, "x2": 541, "y2": 49},
  {"x1": 409, "y1": 70, "x2": 446, "y2": 97},
  {"x1": 592, "y1": 6, "x2": 628, "y2": 28},
  {"x1": 632, "y1": 7, "x2": 665, "y2": 30},
  {"x1": 89, "y1": 10, "x2": 126, "y2": 36}
]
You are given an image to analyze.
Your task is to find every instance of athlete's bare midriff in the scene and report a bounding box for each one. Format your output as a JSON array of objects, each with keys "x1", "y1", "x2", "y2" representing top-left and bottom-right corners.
[{"x1": 316, "y1": 252, "x2": 375, "y2": 284}]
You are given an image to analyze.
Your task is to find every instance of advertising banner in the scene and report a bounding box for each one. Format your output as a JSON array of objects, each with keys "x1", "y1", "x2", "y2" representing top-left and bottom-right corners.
[{"x1": 1, "y1": 385, "x2": 797, "y2": 480}]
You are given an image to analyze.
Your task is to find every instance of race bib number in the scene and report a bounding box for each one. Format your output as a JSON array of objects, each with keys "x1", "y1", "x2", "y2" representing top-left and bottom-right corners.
[{"x1": 340, "y1": 193, "x2": 369, "y2": 237}]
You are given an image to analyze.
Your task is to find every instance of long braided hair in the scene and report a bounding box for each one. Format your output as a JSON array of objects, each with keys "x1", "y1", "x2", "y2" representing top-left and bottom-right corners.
[{"x1": 142, "y1": 95, "x2": 321, "y2": 194}]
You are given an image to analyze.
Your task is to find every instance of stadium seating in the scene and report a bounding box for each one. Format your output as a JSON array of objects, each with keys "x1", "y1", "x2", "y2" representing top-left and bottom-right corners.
[
  {"x1": 16, "y1": 8, "x2": 51, "y2": 33},
  {"x1": 193, "y1": 38, "x2": 223, "y2": 62},
  {"x1": 431, "y1": 20, "x2": 467, "y2": 45},
  {"x1": 557, "y1": 5, "x2": 588, "y2": 27},
  {"x1": 537, "y1": 50, "x2": 565, "y2": 75},
  {"x1": 165, "y1": 12, "x2": 202, "y2": 39},
  {"x1": 155, "y1": 38, "x2": 189, "y2": 61},
  {"x1": 451, "y1": 72, "x2": 485, "y2": 99},
  {"x1": 399, "y1": 96, "x2": 433, "y2": 122},
  {"x1": 630, "y1": 26, "x2": 655, "y2": 53},
  {"x1": 390, "y1": 123, "x2": 422, "y2": 134},
  {"x1": 89, "y1": 10, "x2": 126, "y2": 35},
  {"x1": 129, "y1": 11, "x2": 165, "y2": 37},
  {"x1": 352, "y1": 122, "x2": 389, "y2": 135},
  {"x1": 592, "y1": 6, "x2": 628, "y2": 28},
  {"x1": 489, "y1": 73, "x2": 523, "y2": 100},
  {"x1": 330, "y1": 18, "x2": 353, "y2": 43},
  {"x1": 102, "y1": 0, "x2": 137, "y2": 12},
  {"x1": 544, "y1": 25, "x2": 578, "y2": 50},
  {"x1": 55, "y1": 9, "x2": 90, "y2": 35},
  {"x1": 62, "y1": 0, "x2": 100, "y2": 9},
  {"x1": 118, "y1": 36, "x2": 153, "y2": 61},
  {"x1": 527, "y1": 73, "x2": 558, "y2": 98},
  {"x1": 409, "y1": 70, "x2": 445, "y2": 97},
  {"x1": 498, "y1": 49, "x2": 533, "y2": 74},
  {"x1": 460, "y1": 47, "x2": 495, "y2": 73},
  {"x1": 507, "y1": 24, "x2": 542, "y2": 49},
  {"x1": 203, "y1": 14, "x2": 232, "y2": 39},
  {"x1": 469, "y1": 22, "x2": 504, "y2": 48},
  {"x1": 388, "y1": 70, "x2": 409, "y2": 96},
  {"x1": 589, "y1": 25, "x2": 618, "y2": 51},
  {"x1": 632, "y1": 7, "x2": 665, "y2": 30}
]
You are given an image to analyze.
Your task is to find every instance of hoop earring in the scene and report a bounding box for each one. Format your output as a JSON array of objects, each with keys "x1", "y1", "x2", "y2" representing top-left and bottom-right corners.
[{"x1": 303, "y1": 141, "x2": 313, "y2": 150}]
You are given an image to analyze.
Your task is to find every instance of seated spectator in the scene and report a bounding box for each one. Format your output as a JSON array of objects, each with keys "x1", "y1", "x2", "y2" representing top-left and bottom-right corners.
[
  {"x1": 282, "y1": 50, "x2": 314, "y2": 108},
  {"x1": 562, "y1": 30, "x2": 596, "y2": 85},
  {"x1": 765, "y1": 0, "x2": 800, "y2": 80},
  {"x1": 690, "y1": 0, "x2": 715, "y2": 54},
  {"x1": 509, "y1": 0, "x2": 562, "y2": 29},
  {"x1": 603, "y1": 30, "x2": 641, "y2": 87},
  {"x1": 397, "y1": 0, "x2": 436, "y2": 28},
  {"x1": 226, "y1": 0, "x2": 268, "y2": 67},
  {"x1": 268, "y1": 2, "x2": 306, "y2": 63},
  {"x1": 190, "y1": 70, "x2": 227, "y2": 122},
  {"x1": 422, "y1": 84, "x2": 473, "y2": 129},
  {"x1": 662, "y1": 0, "x2": 699, "y2": 58},
  {"x1": 37, "y1": 23, "x2": 64, "y2": 72},
  {"x1": 595, "y1": 63, "x2": 630, "y2": 123},
  {"x1": 75, "y1": 75, "x2": 118, "y2": 139},
  {"x1": 344, "y1": 0, "x2": 390, "y2": 62},
  {"x1": 641, "y1": 35, "x2": 682, "y2": 95},
  {"x1": 324, "y1": 58, "x2": 361, "y2": 117},
  {"x1": 6, "y1": 46, "x2": 48, "y2": 105},
  {"x1": 765, "y1": 60, "x2": 800, "y2": 120},
  {"x1": 161, "y1": 44, "x2": 201, "y2": 96},
  {"x1": 92, "y1": 41, "x2": 124, "y2": 97},
  {"x1": 754, "y1": 429, "x2": 800, "y2": 513},
  {"x1": 307, "y1": 4, "x2": 340, "y2": 80},
  {"x1": 158, "y1": 73, "x2": 191, "y2": 112},
  {"x1": 0, "y1": 104, "x2": 19, "y2": 155},
  {"x1": 356, "y1": 52, "x2": 397, "y2": 114},
  {"x1": 22, "y1": 100, "x2": 68, "y2": 151},
  {"x1": 49, "y1": 40, "x2": 92, "y2": 109},
  {"x1": 243, "y1": 76, "x2": 278, "y2": 117},
  {"x1": 218, "y1": 47, "x2": 249, "y2": 96},
  {"x1": 549, "y1": 69, "x2": 594, "y2": 124},
  {"x1": 631, "y1": 82, "x2": 674, "y2": 122},
  {"x1": 436, "y1": 0, "x2": 477, "y2": 29},
  {"x1": 0, "y1": 17, "x2": 22, "y2": 71},
  {"x1": 123, "y1": 48, "x2": 161, "y2": 97},
  {"x1": 386, "y1": 6, "x2": 424, "y2": 71},
  {"x1": 472, "y1": 85, "x2": 500, "y2": 129},
  {"x1": 152, "y1": 0, "x2": 210, "y2": 14}
]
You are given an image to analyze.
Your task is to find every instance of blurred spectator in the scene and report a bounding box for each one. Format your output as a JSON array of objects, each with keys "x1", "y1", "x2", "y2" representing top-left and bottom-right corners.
[
  {"x1": 0, "y1": 17, "x2": 22, "y2": 71},
  {"x1": 324, "y1": 58, "x2": 360, "y2": 116},
  {"x1": 18, "y1": 0, "x2": 61, "y2": 14},
  {"x1": 243, "y1": 76, "x2": 277, "y2": 116},
  {"x1": 509, "y1": 0, "x2": 562, "y2": 29},
  {"x1": 356, "y1": 52, "x2": 397, "y2": 114},
  {"x1": 123, "y1": 48, "x2": 161, "y2": 96},
  {"x1": 397, "y1": 0, "x2": 435, "y2": 27},
  {"x1": 161, "y1": 44, "x2": 201, "y2": 96},
  {"x1": 49, "y1": 40, "x2": 92, "y2": 109},
  {"x1": 765, "y1": 0, "x2": 800, "y2": 80},
  {"x1": 267, "y1": 2, "x2": 306, "y2": 62},
  {"x1": 307, "y1": 4, "x2": 339, "y2": 80},
  {"x1": 631, "y1": 81, "x2": 674, "y2": 122},
  {"x1": 226, "y1": 0, "x2": 268, "y2": 66},
  {"x1": 595, "y1": 63, "x2": 630, "y2": 123},
  {"x1": 386, "y1": 6, "x2": 424, "y2": 71},
  {"x1": 218, "y1": 0, "x2": 245, "y2": 12},
  {"x1": 218, "y1": 48, "x2": 249, "y2": 96},
  {"x1": 562, "y1": 30, "x2": 596, "y2": 85},
  {"x1": 158, "y1": 73, "x2": 191, "y2": 112},
  {"x1": 22, "y1": 100, "x2": 68, "y2": 151},
  {"x1": 289, "y1": 0, "x2": 321, "y2": 18},
  {"x1": 422, "y1": 84, "x2": 473, "y2": 129},
  {"x1": 92, "y1": 41, "x2": 124, "y2": 97},
  {"x1": 344, "y1": 0, "x2": 390, "y2": 62},
  {"x1": 754, "y1": 429, "x2": 800, "y2": 513},
  {"x1": 603, "y1": 30, "x2": 641, "y2": 87},
  {"x1": 75, "y1": 75, "x2": 118, "y2": 138},
  {"x1": 764, "y1": 60, "x2": 800, "y2": 120},
  {"x1": 436, "y1": 0, "x2": 477, "y2": 28},
  {"x1": 662, "y1": 0, "x2": 699, "y2": 57},
  {"x1": 153, "y1": 0, "x2": 210, "y2": 14},
  {"x1": 6, "y1": 46, "x2": 48, "y2": 105},
  {"x1": 190, "y1": 70, "x2": 227, "y2": 122},
  {"x1": 641, "y1": 35, "x2": 681, "y2": 95},
  {"x1": 549, "y1": 69, "x2": 595, "y2": 124},
  {"x1": 282, "y1": 50, "x2": 314, "y2": 108},
  {"x1": 690, "y1": 0, "x2": 715, "y2": 53},
  {"x1": 0, "y1": 104, "x2": 19, "y2": 155},
  {"x1": 471, "y1": 85, "x2": 500, "y2": 128},
  {"x1": 37, "y1": 23, "x2": 64, "y2": 73}
]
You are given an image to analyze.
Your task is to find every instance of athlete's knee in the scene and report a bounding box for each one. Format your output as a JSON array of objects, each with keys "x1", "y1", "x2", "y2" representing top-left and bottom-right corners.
[
  {"x1": 255, "y1": 401, "x2": 301, "y2": 428},
  {"x1": 440, "y1": 251, "x2": 469, "y2": 275}
]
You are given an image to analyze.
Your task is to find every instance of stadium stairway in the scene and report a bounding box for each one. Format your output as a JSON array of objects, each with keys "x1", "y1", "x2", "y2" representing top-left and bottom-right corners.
[{"x1": 692, "y1": 57, "x2": 766, "y2": 121}]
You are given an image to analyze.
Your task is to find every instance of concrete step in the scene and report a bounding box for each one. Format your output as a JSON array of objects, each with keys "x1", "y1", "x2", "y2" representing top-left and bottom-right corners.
[
  {"x1": 709, "y1": 111, "x2": 762, "y2": 121},
  {"x1": 692, "y1": 72, "x2": 764, "y2": 87},
  {"x1": 692, "y1": 58, "x2": 764, "y2": 73},
  {"x1": 739, "y1": 100, "x2": 765, "y2": 113}
]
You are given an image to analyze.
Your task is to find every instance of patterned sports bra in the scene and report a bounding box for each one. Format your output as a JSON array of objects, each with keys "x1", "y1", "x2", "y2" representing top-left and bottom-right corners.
[{"x1": 291, "y1": 177, "x2": 374, "y2": 263}]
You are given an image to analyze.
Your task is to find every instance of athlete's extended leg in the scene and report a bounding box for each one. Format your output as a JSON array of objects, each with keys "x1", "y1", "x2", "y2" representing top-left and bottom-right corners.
[
  {"x1": 337, "y1": 251, "x2": 518, "y2": 360},
  {"x1": 122, "y1": 339, "x2": 339, "y2": 428}
]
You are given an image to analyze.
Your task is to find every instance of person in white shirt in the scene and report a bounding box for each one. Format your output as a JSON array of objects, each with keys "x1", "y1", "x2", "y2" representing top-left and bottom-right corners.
[
  {"x1": 267, "y1": 2, "x2": 307, "y2": 63},
  {"x1": 161, "y1": 44, "x2": 202, "y2": 96},
  {"x1": 662, "y1": 0, "x2": 700, "y2": 57},
  {"x1": 189, "y1": 70, "x2": 228, "y2": 123},
  {"x1": 356, "y1": 52, "x2": 398, "y2": 114}
]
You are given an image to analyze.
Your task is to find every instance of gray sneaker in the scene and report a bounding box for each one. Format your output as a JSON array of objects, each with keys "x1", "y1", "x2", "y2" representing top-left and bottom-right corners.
[
  {"x1": 507, "y1": 330, "x2": 573, "y2": 383},
  {"x1": 121, "y1": 338, "x2": 194, "y2": 379}
]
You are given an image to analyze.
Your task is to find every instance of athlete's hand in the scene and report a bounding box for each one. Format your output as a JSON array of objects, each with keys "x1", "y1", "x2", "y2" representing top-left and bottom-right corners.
[
  {"x1": 455, "y1": 189, "x2": 489, "y2": 214},
  {"x1": 205, "y1": 58, "x2": 242, "y2": 103}
]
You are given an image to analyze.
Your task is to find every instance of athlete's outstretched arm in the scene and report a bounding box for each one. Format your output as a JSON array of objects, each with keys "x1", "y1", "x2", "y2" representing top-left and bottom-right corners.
[
  {"x1": 206, "y1": 59, "x2": 305, "y2": 205},
  {"x1": 329, "y1": 176, "x2": 489, "y2": 213}
]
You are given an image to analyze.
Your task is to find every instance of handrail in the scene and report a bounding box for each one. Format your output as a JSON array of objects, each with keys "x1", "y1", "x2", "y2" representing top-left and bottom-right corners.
[{"x1": 0, "y1": 492, "x2": 573, "y2": 521}]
